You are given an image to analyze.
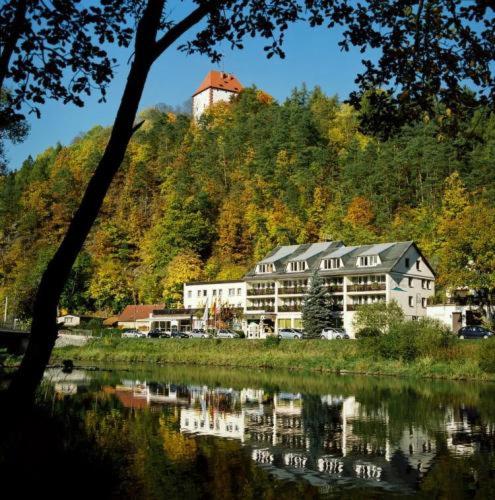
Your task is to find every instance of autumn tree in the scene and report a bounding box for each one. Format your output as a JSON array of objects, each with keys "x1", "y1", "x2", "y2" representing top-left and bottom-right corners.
[{"x1": 162, "y1": 251, "x2": 203, "y2": 307}]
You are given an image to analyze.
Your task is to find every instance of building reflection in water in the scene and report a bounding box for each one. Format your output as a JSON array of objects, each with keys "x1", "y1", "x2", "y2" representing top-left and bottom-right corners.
[{"x1": 83, "y1": 376, "x2": 482, "y2": 491}]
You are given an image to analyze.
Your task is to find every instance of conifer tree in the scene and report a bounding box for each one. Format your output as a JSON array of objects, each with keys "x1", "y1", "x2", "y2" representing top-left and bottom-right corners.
[{"x1": 302, "y1": 271, "x2": 334, "y2": 338}]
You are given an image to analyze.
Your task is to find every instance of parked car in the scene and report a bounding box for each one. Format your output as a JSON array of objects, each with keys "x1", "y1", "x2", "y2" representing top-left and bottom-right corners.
[
  {"x1": 122, "y1": 329, "x2": 145, "y2": 338},
  {"x1": 458, "y1": 325, "x2": 494, "y2": 339},
  {"x1": 278, "y1": 328, "x2": 303, "y2": 339},
  {"x1": 189, "y1": 329, "x2": 211, "y2": 338},
  {"x1": 320, "y1": 327, "x2": 349, "y2": 340},
  {"x1": 171, "y1": 331, "x2": 190, "y2": 339},
  {"x1": 148, "y1": 328, "x2": 164, "y2": 338},
  {"x1": 216, "y1": 329, "x2": 240, "y2": 339}
]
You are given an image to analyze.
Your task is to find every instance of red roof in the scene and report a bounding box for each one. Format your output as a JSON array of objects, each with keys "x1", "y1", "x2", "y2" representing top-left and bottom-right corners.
[
  {"x1": 118, "y1": 304, "x2": 164, "y2": 322},
  {"x1": 193, "y1": 70, "x2": 243, "y2": 96}
]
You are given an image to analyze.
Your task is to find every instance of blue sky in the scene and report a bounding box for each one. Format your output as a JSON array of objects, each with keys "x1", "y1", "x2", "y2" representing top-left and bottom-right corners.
[{"x1": 6, "y1": 13, "x2": 366, "y2": 170}]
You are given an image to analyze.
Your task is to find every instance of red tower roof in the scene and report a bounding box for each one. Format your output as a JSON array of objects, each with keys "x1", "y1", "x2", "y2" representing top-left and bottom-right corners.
[{"x1": 193, "y1": 70, "x2": 243, "y2": 96}]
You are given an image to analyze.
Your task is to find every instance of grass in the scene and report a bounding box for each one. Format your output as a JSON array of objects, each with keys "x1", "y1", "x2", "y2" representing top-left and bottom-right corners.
[{"x1": 49, "y1": 337, "x2": 495, "y2": 381}]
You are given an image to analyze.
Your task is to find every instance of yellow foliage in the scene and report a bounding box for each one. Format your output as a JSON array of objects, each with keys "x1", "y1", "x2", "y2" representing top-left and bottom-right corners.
[{"x1": 328, "y1": 104, "x2": 370, "y2": 154}]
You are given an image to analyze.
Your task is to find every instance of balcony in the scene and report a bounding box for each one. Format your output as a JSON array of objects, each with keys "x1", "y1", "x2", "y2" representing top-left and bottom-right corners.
[
  {"x1": 278, "y1": 305, "x2": 302, "y2": 312},
  {"x1": 347, "y1": 283, "x2": 386, "y2": 292},
  {"x1": 346, "y1": 304, "x2": 359, "y2": 311},
  {"x1": 246, "y1": 305, "x2": 275, "y2": 312},
  {"x1": 278, "y1": 287, "x2": 308, "y2": 295},
  {"x1": 247, "y1": 288, "x2": 275, "y2": 296},
  {"x1": 324, "y1": 285, "x2": 344, "y2": 293}
]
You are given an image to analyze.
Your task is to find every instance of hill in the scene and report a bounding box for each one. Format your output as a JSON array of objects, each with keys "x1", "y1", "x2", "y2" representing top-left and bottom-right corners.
[{"x1": 1, "y1": 86, "x2": 494, "y2": 317}]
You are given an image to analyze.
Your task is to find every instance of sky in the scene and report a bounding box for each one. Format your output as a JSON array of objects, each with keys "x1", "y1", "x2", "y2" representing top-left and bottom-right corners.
[{"x1": 6, "y1": 9, "x2": 368, "y2": 171}]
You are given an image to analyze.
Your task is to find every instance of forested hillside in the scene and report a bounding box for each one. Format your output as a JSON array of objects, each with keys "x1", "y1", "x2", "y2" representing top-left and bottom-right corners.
[{"x1": 1, "y1": 87, "x2": 495, "y2": 318}]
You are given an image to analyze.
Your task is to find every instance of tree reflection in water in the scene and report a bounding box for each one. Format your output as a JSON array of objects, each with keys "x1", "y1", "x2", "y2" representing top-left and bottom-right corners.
[{"x1": 2, "y1": 365, "x2": 495, "y2": 499}]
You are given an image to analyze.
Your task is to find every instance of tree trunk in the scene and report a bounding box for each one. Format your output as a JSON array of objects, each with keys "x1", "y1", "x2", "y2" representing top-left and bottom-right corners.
[
  {"x1": 5, "y1": 0, "x2": 212, "y2": 410},
  {"x1": 0, "y1": 0, "x2": 28, "y2": 94},
  {"x1": 5, "y1": 0, "x2": 161, "y2": 408}
]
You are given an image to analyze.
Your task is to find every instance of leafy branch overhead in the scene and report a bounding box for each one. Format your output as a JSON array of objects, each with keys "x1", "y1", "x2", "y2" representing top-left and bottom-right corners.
[{"x1": 1, "y1": 1, "x2": 494, "y2": 130}]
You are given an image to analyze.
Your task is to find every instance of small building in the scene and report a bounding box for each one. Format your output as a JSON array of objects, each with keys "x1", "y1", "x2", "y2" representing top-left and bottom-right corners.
[
  {"x1": 427, "y1": 304, "x2": 486, "y2": 333},
  {"x1": 57, "y1": 314, "x2": 102, "y2": 328},
  {"x1": 192, "y1": 70, "x2": 243, "y2": 120},
  {"x1": 57, "y1": 314, "x2": 82, "y2": 327},
  {"x1": 117, "y1": 304, "x2": 164, "y2": 331}
]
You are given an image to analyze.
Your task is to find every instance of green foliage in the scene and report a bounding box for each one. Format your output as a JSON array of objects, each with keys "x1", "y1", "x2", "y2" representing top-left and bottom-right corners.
[
  {"x1": 479, "y1": 338, "x2": 495, "y2": 373},
  {"x1": 302, "y1": 271, "x2": 335, "y2": 337},
  {"x1": 355, "y1": 327, "x2": 381, "y2": 339},
  {"x1": 371, "y1": 318, "x2": 456, "y2": 362},
  {"x1": 352, "y1": 301, "x2": 404, "y2": 335},
  {"x1": 264, "y1": 336, "x2": 281, "y2": 348}
]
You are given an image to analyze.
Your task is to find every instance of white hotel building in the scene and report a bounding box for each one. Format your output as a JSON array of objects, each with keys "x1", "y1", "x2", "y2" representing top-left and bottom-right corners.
[{"x1": 183, "y1": 240, "x2": 435, "y2": 338}]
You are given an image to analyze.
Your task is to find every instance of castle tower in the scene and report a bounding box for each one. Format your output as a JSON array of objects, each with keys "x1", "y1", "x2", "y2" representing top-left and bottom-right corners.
[{"x1": 192, "y1": 70, "x2": 243, "y2": 120}]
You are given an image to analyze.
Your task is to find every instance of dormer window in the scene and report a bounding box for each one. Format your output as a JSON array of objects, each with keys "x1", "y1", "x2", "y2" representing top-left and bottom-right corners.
[
  {"x1": 357, "y1": 255, "x2": 379, "y2": 267},
  {"x1": 321, "y1": 258, "x2": 343, "y2": 270},
  {"x1": 287, "y1": 261, "x2": 307, "y2": 272},
  {"x1": 256, "y1": 263, "x2": 274, "y2": 274}
]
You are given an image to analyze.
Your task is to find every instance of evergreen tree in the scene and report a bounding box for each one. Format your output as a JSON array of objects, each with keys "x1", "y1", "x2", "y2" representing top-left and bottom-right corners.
[{"x1": 302, "y1": 271, "x2": 334, "y2": 338}]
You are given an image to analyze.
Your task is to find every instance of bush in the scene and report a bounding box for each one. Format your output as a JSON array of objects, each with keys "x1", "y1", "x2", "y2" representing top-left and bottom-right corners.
[
  {"x1": 264, "y1": 336, "x2": 281, "y2": 348},
  {"x1": 356, "y1": 327, "x2": 381, "y2": 338},
  {"x1": 352, "y1": 300, "x2": 404, "y2": 334},
  {"x1": 479, "y1": 338, "x2": 495, "y2": 373},
  {"x1": 234, "y1": 330, "x2": 245, "y2": 339},
  {"x1": 371, "y1": 317, "x2": 455, "y2": 362}
]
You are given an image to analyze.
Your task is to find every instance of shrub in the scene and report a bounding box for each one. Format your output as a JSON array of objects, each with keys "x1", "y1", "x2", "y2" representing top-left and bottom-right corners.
[
  {"x1": 352, "y1": 300, "x2": 404, "y2": 335},
  {"x1": 372, "y1": 317, "x2": 455, "y2": 362},
  {"x1": 376, "y1": 321, "x2": 419, "y2": 361},
  {"x1": 479, "y1": 338, "x2": 495, "y2": 373},
  {"x1": 356, "y1": 327, "x2": 381, "y2": 338},
  {"x1": 264, "y1": 336, "x2": 280, "y2": 348}
]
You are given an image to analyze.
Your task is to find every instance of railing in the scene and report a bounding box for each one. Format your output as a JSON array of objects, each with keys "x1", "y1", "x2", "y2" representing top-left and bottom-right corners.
[
  {"x1": 247, "y1": 288, "x2": 275, "y2": 296},
  {"x1": 246, "y1": 306, "x2": 275, "y2": 312},
  {"x1": 323, "y1": 285, "x2": 344, "y2": 293},
  {"x1": 278, "y1": 305, "x2": 302, "y2": 312},
  {"x1": 346, "y1": 304, "x2": 358, "y2": 311},
  {"x1": 347, "y1": 283, "x2": 386, "y2": 292},
  {"x1": 278, "y1": 287, "x2": 308, "y2": 295}
]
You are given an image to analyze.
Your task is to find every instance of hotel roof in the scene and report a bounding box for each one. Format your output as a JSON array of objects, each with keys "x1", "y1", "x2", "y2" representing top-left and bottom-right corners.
[{"x1": 244, "y1": 241, "x2": 433, "y2": 279}]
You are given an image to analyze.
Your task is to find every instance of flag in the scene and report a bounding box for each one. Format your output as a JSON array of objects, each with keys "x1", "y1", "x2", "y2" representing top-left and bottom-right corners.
[{"x1": 202, "y1": 298, "x2": 209, "y2": 325}]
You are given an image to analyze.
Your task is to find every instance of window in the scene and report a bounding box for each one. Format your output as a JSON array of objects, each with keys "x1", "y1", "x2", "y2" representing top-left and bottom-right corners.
[
  {"x1": 408, "y1": 278, "x2": 414, "y2": 287},
  {"x1": 187, "y1": 291, "x2": 192, "y2": 298},
  {"x1": 257, "y1": 263, "x2": 274, "y2": 273},
  {"x1": 197, "y1": 290, "x2": 202, "y2": 297},
  {"x1": 218, "y1": 289, "x2": 223, "y2": 297},
  {"x1": 427, "y1": 280, "x2": 432, "y2": 290},
  {"x1": 287, "y1": 261, "x2": 308, "y2": 272},
  {"x1": 228, "y1": 288, "x2": 235, "y2": 296},
  {"x1": 203, "y1": 290, "x2": 207, "y2": 297},
  {"x1": 357, "y1": 255, "x2": 378, "y2": 267},
  {"x1": 422, "y1": 298, "x2": 427, "y2": 308},
  {"x1": 416, "y1": 259, "x2": 421, "y2": 271},
  {"x1": 213, "y1": 289, "x2": 217, "y2": 296},
  {"x1": 321, "y1": 258, "x2": 342, "y2": 270},
  {"x1": 422, "y1": 279, "x2": 427, "y2": 289},
  {"x1": 405, "y1": 258, "x2": 410, "y2": 268},
  {"x1": 408, "y1": 296, "x2": 414, "y2": 307},
  {"x1": 237, "y1": 288, "x2": 242, "y2": 295}
]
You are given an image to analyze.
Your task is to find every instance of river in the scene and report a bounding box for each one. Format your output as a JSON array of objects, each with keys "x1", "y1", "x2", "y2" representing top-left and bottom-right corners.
[{"x1": 3, "y1": 365, "x2": 495, "y2": 498}]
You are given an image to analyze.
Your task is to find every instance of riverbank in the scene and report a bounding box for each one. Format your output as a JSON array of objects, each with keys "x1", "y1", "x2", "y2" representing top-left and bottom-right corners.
[{"x1": 51, "y1": 337, "x2": 495, "y2": 381}]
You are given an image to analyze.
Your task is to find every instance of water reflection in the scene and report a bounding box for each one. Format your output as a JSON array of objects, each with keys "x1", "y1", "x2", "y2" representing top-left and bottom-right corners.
[{"x1": 42, "y1": 367, "x2": 495, "y2": 497}]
